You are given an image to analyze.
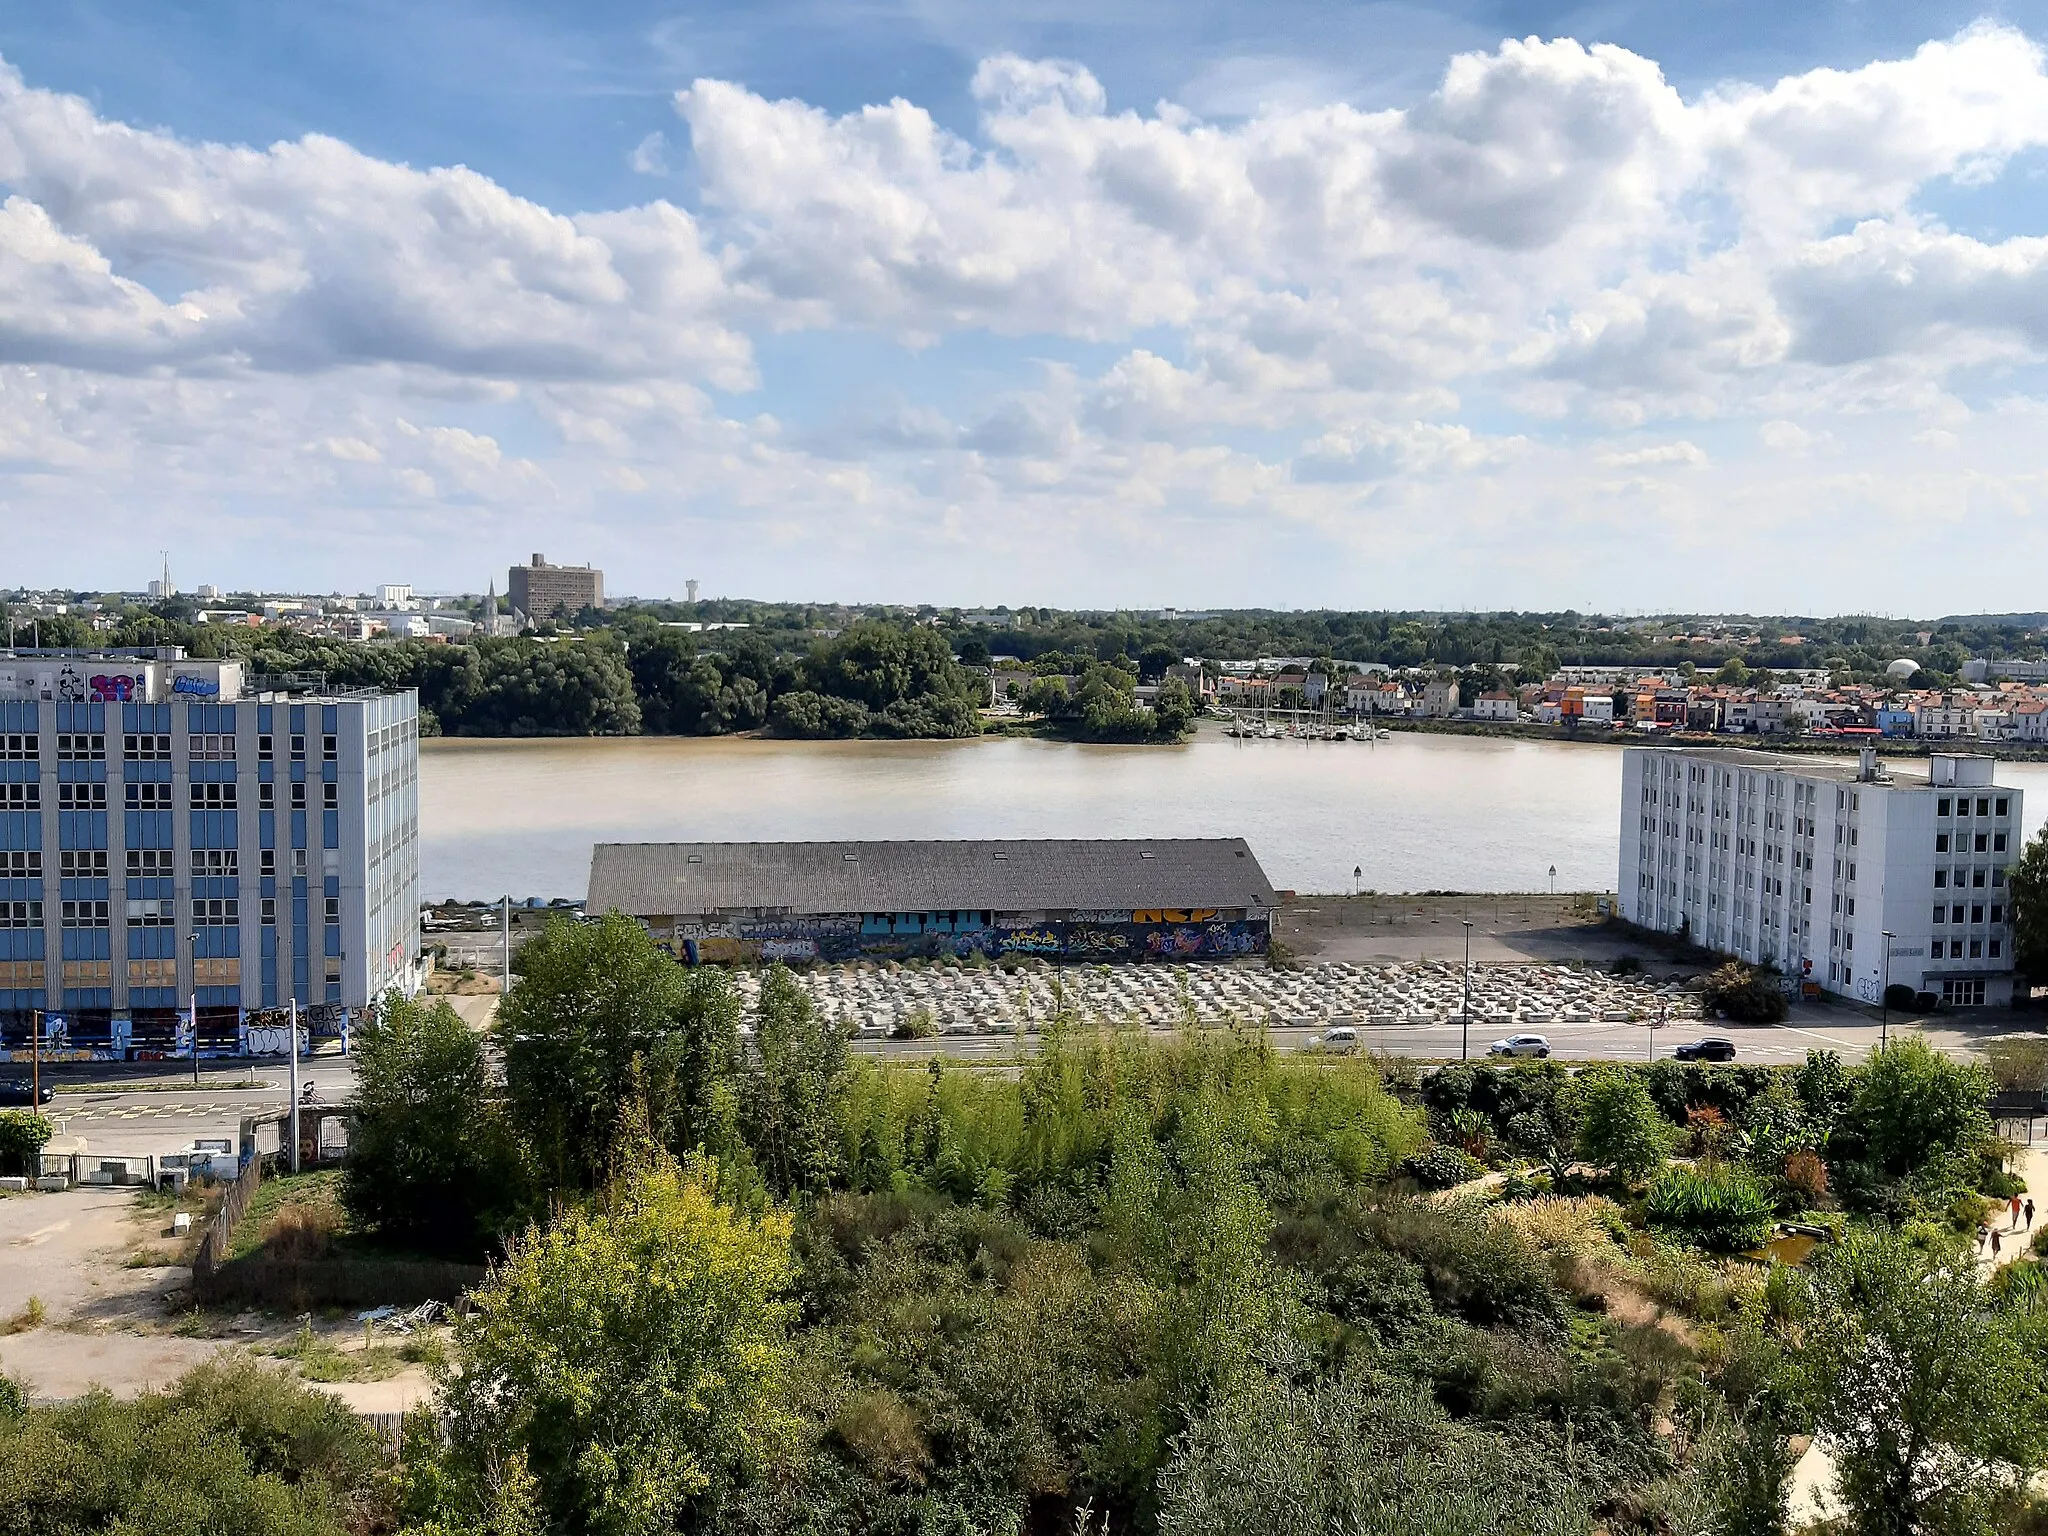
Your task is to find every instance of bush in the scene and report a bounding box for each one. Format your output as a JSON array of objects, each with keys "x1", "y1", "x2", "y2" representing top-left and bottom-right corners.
[
  {"x1": 1701, "y1": 962, "x2": 1788, "y2": 1024},
  {"x1": 1645, "y1": 1163, "x2": 1776, "y2": 1252},
  {"x1": 0, "y1": 1112, "x2": 51, "y2": 1177},
  {"x1": 1783, "y1": 1147, "x2": 1829, "y2": 1205},
  {"x1": 1399, "y1": 1143, "x2": 1484, "y2": 1190},
  {"x1": 1883, "y1": 982, "x2": 1918, "y2": 1012}
]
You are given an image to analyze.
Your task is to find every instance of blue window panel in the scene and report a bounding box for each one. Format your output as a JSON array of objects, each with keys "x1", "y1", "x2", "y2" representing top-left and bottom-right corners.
[
  {"x1": 1, "y1": 762, "x2": 36, "y2": 784},
  {"x1": 260, "y1": 928, "x2": 277, "y2": 958},
  {"x1": 323, "y1": 760, "x2": 337, "y2": 784},
  {"x1": 63, "y1": 988, "x2": 112, "y2": 1010},
  {"x1": 291, "y1": 810, "x2": 306, "y2": 848},
  {"x1": 260, "y1": 960, "x2": 277, "y2": 1006},
  {"x1": 61, "y1": 929, "x2": 111, "y2": 961},
  {"x1": 325, "y1": 982, "x2": 342, "y2": 1003},
  {"x1": 324, "y1": 926, "x2": 340, "y2": 957},
  {"x1": 290, "y1": 705, "x2": 305, "y2": 734},
  {"x1": 0, "y1": 813, "x2": 38, "y2": 851},
  {"x1": 0, "y1": 702, "x2": 37, "y2": 730},
  {"x1": 0, "y1": 989, "x2": 48, "y2": 1013},
  {"x1": 0, "y1": 931, "x2": 43, "y2": 960},
  {"x1": 290, "y1": 760, "x2": 305, "y2": 784},
  {"x1": 196, "y1": 987, "x2": 240, "y2": 1008},
  {"x1": 322, "y1": 811, "x2": 338, "y2": 849},
  {"x1": 323, "y1": 706, "x2": 337, "y2": 734},
  {"x1": 292, "y1": 899, "x2": 308, "y2": 926},
  {"x1": 260, "y1": 809, "x2": 275, "y2": 848},
  {"x1": 324, "y1": 876, "x2": 340, "y2": 898},
  {"x1": 258, "y1": 705, "x2": 272, "y2": 732},
  {"x1": 130, "y1": 987, "x2": 177, "y2": 1010}
]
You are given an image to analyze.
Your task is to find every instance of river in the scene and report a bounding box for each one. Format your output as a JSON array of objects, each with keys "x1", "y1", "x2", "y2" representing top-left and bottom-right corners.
[{"x1": 416, "y1": 729, "x2": 2048, "y2": 902}]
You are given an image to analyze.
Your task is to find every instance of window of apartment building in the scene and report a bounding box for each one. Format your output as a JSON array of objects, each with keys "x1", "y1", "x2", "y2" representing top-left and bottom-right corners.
[
  {"x1": 1970, "y1": 939, "x2": 1983, "y2": 958},
  {"x1": 1973, "y1": 833, "x2": 1988, "y2": 852},
  {"x1": 1996, "y1": 797, "x2": 2009, "y2": 816},
  {"x1": 0, "y1": 852, "x2": 40, "y2": 877},
  {"x1": 322, "y1": 734, "x2": 337, "y2": 760},
  {"x1": 290, "y1": 734, "x2": 306, "y2": 759},
  {"x1": 259, "y1": 850, "x2": 275, "y2": 877},
  {"x1": 1992, "y1": 904, "x2": 2005, "y2": 924},
  {"x1": 127, "y1": 898, "x2": 173, "y2": 925},
  {"x1": 192, "y1": 898, "x2": 238, "y2": 925},
  {"x1": 58, "y1": 850, "x2": 107, "y2": 877},
  {"x1": 123, "y1": 733, "x2": 171, "y2": 760},
  {"x1": 258, "y1": 782, "x2": 275, "y2": 808},
  {"x1": 188, "y1": 734, "x2": 236, "y2": 761},
  {"x1": 1, "y1": 734, "x2": 38, "y2": 761},
  {"x1": 290, "y1": 782, "x2": 306, "y2": 809},
  {"x1": 1974, "y1": 869, "x2": 1988, "y2": 888},
  {"x1": 1951, "y1": 904, "x2": 1965, "y2": 923},
  {"x1": 260, "y1": 898, "x2": 276, "y2": 925},
  {"x1": 125, "y1": 782, "x2": 172, "y2": 809},
  {"x1": 291, "y1": 849, "x2": 308, "y2": 877},
  {"x1": 191, "y1": 849, "x2": 238, "y2": 877},
  {"x1": 1938, "y1": 797, "x2": 1951, "y2": 815},
  {"x1": 188, "y1": 782, "x2": 237, "y2": 808},
  {"x1": 324, "y1": 897, "x2": 340, "y2": 923},
  {"x1": 1995, "y1": 832, "x2": 2008, "y2": 852},
  {"x1": 1991, "y1": 939, "x2": 2003, "y2": 958},
  {"x1": 1846, "y1": 897, "x2": 1856, "y2": 916},
  {"x1": 325, "y1": 957, "x2": 342, "y2": 984},
  {"x1": 1935, "y1": 870, "x2": 1948, "y2": 888},
  {"x1": 55, "y1": 733, "x2": 105, "y2": 761},
  {"x1": 258, "y1": 733, "x2": 274, "y2": 761},
  {"x1": 1977, "y1": 797, "x2": 1990, "y2": 816},
  {"x1": 0, "y1": 900, "x2": 41, "y2": 927},
  {"x1": 1972, "y1": 904, "x2": 1984, "y2": 923},
  {"x1": 1934, "y1": 906, "x2": 1946, "y2": 925},
  {"x1": 57, "y1": 782, "x2": 106, "y2": 809},
  {"x1": 60, "y1": 899, "x2": 109, "y2": 927},
  {"x1": 125, "y1": 849, "x2": 173, "y2": 877},
  {"x1": 1994, "y1": 868, "x2": 2007, "y2": 887},
  {"x1": 1935, "y1": 833, "x2": 1950, "y2": 852}
]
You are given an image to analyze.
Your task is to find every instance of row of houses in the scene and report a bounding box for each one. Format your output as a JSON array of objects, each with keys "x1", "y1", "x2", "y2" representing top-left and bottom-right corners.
[{"x1": 1544, "y1": 677, "x2": 2048, "y2": 743}]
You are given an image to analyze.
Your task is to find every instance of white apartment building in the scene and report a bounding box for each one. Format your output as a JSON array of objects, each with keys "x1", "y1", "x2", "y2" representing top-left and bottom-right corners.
[{"x1": 1619, "y1": 747, "x2": 2024, "y2": 1008}]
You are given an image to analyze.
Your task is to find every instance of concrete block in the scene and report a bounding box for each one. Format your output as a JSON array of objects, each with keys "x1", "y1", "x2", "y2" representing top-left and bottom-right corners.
[
  {"x1": 34, "y1": 1175, "x2": 68, "y2": 1192},
  {"x1": 0, "y1": 1177, "x2": 26, "y2": 1192}
]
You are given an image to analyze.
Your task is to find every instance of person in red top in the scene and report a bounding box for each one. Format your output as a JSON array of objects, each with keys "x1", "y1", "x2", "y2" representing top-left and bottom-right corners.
[{"x1": 2013, "y1": 1194, "x2": 2025, "y2": 1230}]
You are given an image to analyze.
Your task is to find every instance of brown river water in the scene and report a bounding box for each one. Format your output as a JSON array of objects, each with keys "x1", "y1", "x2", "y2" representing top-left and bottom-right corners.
[{"x1": 418, "y1": 728, "x2": 2048, "y2": 902}]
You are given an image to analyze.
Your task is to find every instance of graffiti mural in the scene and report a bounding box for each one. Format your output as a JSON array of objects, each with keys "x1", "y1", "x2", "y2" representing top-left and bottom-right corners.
[
  {"x1": 89, "y1": 674, "x2": 139, "y2": 703},
  {"x1": 244, "y1": 1022, "x2": 308, "y2": 1056},
  {"x1": 671, "y1": 912, "x2": 1269, "y2": 965},
  {"x1": 1132, "y1": 909, "x2": 1219, "y2": 925}
]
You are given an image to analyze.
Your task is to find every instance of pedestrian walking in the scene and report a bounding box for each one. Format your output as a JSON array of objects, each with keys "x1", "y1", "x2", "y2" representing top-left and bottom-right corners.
[
  {"x1": 2028, "y1": 1198, "x2": 2037, "y2": 1229},
  {"x1": 1992, "y1": 1229, "x2": 2003, "y2": 1259},
  {"x1": 2012, "y1": 1194, "x2": 2024, "y2": 1229},
  {"x1": 1977, "y1": 1225, "x2": 1990, "y2": 1252}
]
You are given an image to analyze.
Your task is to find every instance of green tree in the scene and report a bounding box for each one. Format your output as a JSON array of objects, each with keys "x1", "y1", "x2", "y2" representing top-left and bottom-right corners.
[
  {"x1": 1797, "y1": 1229, "x2": 2048, "y2": 1536},
  {"x1": 341, "y1": 995, "x2": 529, "y2": 1256},
  {"x1": 1846, "y1": 1036, "x2": 1994, "y2": 1178},
  {"x1": 0, "y1": 1110, "x2": 51, "y2": 1177},
  {"x1": 1572, "y1": 1068, "x2": 1671, "y2": 1182},
  {"x1": 498, "y1": 914, "x2": 739, "y2": 1193},
  {"x1": 423, "y1": 1155, "x2": 796, "y2": 1536},
  {"x1": 2009, "y1": 822, "x2": 2048, "y2": 993},
  {"x1": 1716, "y1": 657, "x2": 1751, "y2": 685},
  {"x1": 740, "y1": 965, "x2": 849, "y2": 1196},
  {"x1": 1152, "y1": 676, "x2": 1198, "y2": 739}
]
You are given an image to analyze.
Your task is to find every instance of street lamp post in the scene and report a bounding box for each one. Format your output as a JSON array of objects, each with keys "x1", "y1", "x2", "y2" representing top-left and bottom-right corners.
[
  {"x1": 1461, "y1": 919, "x2": 1474, "y2": 1061},
  {"x1": 187, "y1": 931, "x2": 199, "y2": 1088},
  {"x1": 1879, "y1": 930, "x2": 1895, "y2": 1049}
]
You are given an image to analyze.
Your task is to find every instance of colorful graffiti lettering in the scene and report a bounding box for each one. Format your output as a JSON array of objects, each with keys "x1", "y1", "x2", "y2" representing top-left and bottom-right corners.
[
  {"x1": 89, "y1": 673, "x2": 138, "y2": 703},
  {"x1": 243, "y1": 1023, "x2": 307, "y2": 1056},
  {"x1": 1000, "y1": 928, "x2": 1063, "y2": 954},
  {"x1": 1065, "y1": 928, "x2": 1130, "y2": 955},
  {"x1": 1067, "y1": 910, "x2": 1134, "y2": 925},
  {"x1": 170, "y1": 674, "x2": 220, "y2": 696},
  {"x1": 1132, "y1": 909, "x2": 1219, "y2": 925}
]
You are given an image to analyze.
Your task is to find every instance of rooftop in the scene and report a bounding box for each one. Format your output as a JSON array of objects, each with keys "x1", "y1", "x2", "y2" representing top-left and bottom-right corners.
[
  {"x1": 588, "y1": 838, "x2": 1279, "y2": 916},
  {"x1": 1628, "y1": 745, "x2": 2012, "y2": 787}
]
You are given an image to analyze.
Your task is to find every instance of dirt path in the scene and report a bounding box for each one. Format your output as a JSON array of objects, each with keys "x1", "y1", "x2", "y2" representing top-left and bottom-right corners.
[{"x1": 0, "y1": 1187, "x2": 435, "y2": 1413}]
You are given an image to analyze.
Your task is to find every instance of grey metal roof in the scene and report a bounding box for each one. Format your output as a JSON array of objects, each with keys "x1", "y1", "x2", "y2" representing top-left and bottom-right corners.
[{"x1": 587, "y1": 838, "x2": 1278, "y2": 916}]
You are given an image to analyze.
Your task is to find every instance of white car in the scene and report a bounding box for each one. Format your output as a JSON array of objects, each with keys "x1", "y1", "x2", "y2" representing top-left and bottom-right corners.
[
  {"x1": 1304, "y1": 1025, "x2": 1360, "y2": 1054},
  {"x1": 1487, "y1": 1034, "x2": 1551, "y2": 1059}
]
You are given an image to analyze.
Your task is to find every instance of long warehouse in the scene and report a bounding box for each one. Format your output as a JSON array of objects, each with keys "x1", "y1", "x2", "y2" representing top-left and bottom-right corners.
[{"x1": 585, "y1": 838, "x2": 1278, "y2": 963}]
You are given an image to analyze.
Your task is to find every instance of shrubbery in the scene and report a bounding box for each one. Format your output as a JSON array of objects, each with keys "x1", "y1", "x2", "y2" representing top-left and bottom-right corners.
[
  {"x1": 1701, "y1": 962, "x2": 1788, "y2": 1023},
  {"x1": 1645, "y1": 1163, "x2": 1777, "y2": 1252}
]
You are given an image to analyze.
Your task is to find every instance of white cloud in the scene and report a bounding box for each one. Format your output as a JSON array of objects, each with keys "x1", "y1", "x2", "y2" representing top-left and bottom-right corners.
[{"x1": 4, "y1": 28, "x2": 2048, "y2": 606}]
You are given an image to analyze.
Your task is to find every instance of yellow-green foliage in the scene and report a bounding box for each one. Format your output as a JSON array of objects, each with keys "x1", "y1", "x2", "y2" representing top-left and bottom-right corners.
[{"x1": 833, "y1": 1027, "x2": 1424, "y2": 1205}]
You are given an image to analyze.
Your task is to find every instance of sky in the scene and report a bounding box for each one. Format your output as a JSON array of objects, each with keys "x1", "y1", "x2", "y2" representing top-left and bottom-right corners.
[{"x1": 5, "y1": 2, "x2": 2048, "y2": 613}]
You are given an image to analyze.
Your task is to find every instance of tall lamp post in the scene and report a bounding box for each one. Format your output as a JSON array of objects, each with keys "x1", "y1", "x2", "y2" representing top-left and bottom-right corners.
[
  {"x1": 187, "y1": 931, "x2": 199, "y2": 1088},
  {"x1": 1461, "y1": 919, "x2": 1474, "y2": 1061},
  {"x1": 1879, "y1": 930, "x2": 1895, "y2": 1049}
]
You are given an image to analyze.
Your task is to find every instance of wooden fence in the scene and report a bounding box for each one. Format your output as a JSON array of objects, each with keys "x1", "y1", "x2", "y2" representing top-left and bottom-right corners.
[{"x1": 189, "y1": 1154, "x2": 263, "y2": 1285}]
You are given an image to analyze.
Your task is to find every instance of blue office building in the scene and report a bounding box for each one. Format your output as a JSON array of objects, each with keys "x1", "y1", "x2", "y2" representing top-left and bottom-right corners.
[{"x1": 0, "y1": 649, "x2": 419, "y2": 1055}]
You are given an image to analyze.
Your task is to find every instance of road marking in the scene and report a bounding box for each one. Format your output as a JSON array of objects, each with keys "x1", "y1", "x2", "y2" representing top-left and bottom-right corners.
[{"x1": 1774, "y1": 1024, "x2": 1866, "y2": 1050}]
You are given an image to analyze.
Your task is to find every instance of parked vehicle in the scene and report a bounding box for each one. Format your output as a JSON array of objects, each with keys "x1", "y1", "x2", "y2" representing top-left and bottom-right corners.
[
  {"x1": 0, "y1": 1079, "x2": 52, "y2": 1106},
  {"x1": 1672, "y1": 1037, "x2": 1738, "y2": 1062},
  {"x1": 1487, "y1": 1034, "x2": 1551, "y2": 1058},
  {"x1": 1304, "y1": 1026, "x2": 1360, "y2": 1054}
]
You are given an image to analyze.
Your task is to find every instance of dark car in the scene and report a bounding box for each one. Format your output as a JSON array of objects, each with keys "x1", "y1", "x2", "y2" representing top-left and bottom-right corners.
[
  {"x1": 0, "y1": 1079, "x2": 53, "y2": 1106},
  {"x1": 1672, "y1": 1037, "x2": 1737, "y2": 1063}
]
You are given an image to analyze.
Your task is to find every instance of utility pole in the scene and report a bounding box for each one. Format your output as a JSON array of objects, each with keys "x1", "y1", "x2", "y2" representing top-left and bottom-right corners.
[
  {"x1": 29, "y1": 1008, "x2": 39, "y2": 1108},
  {"x1": 1879, "y1": 931, "x2": 1895, "y2": 1049},
  {"x1": 1461, "y1": 919, "x2": 1474, "y2": 1061},
  {"x1": 501, "y1": 895, "x2": 512, "y2": 995},
  {"x1": 187, "y1": 932, "x2": 199, "y2": 1088},
  {"x1": 287, "y1": 998, "x2": 301, "y2": 1174}
]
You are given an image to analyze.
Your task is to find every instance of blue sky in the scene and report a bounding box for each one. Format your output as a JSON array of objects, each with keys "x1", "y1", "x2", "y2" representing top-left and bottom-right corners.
[{"x1": 4, "y1": 2, "x2": 2048, "y2": 611}]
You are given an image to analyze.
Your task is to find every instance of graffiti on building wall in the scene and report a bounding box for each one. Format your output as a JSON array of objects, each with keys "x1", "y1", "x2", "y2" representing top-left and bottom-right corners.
[
  {"x1": 670, "y1": 913, "x2": 1270, "y2": 965},
  {"x1": 1064, "y1": 927, "x2": 1130, "y2": 956},
  {"x1": 89, "y1": 674, "x2": 140, "y2": 703},
  {"x1": 1132, "y1": 909, "x2": 1219, "y2": 925},
  {"x1": 244, "y1": 1022, "x2": 308, "y2": 1056}
]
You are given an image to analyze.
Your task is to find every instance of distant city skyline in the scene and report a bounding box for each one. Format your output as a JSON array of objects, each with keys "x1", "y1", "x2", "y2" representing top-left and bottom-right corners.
[{"x1": 5, "y1": 4, "x2": 2048, "y2": 610}]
